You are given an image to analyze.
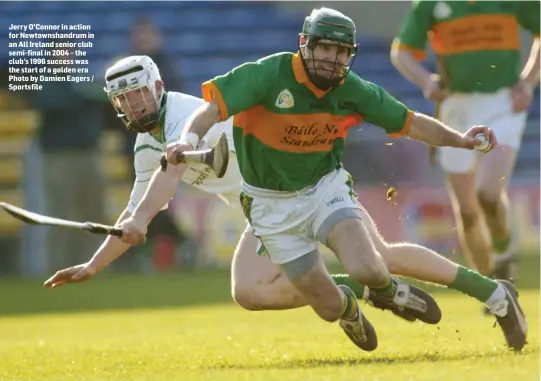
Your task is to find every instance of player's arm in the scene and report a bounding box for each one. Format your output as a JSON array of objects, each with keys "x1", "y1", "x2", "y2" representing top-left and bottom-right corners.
[
  {"x1": 85, "y1": 207, "x2": 133, "y2": 272},
  {"x1": 407, "y1": 112, "x2": 466, "y2": 148},
  {"x1": 521, "y1": 38, "x2": 540, "y2": 86},
  {"x1": 85, "y1": 153, "x2": 170, "y2": 271},
  {"x1": 359, "y1": 80, "x2": 478, "y2": 149},
  {"x1": 390, "y1": 0, "x2": 435, "y2": 90},
  {"x1": 129, "y1": 162, "x2": 186, "y2": 226},
  {"x1": 43, "y1": 206, "x2": 134, "y2": 288},
  {"x1": 176, "y1": 60, "x2": 273, "y2": 149},
  {"x1": 518, "y1": 2, "x2": 541, "y2": 87}
]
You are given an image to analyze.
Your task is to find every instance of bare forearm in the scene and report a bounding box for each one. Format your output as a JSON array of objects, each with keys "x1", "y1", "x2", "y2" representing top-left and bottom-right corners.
[
  {"x1": 407, "y1": 112, "x2": 466, "y2": 148},
  {"x1": 88, "y1": 208, "x2": 132, "y2": 272},
  {"x1": 390, "y1": 49, "x2": 433, "y2": 90},
  {"x1": 182, "y1": 101, "x2": 221, "y2": 141},
  {"x1": 521, "y1": 38, "x2": 540, "y2": 86},
  {"x1": 131, "y1": 165, "x2": 185, "y2": 224}
]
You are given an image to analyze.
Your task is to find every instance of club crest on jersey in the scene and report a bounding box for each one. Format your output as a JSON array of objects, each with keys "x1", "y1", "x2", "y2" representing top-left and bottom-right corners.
[
  {"x1": 433, "y1": 2, "x2": 452, "y2": 20},
  {"x1": 275, "y1": 89, "x2": 294, "y2": 109}
]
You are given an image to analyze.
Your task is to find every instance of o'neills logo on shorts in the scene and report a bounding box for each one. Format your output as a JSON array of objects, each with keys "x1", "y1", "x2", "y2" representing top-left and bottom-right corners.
[{"x1": 327, "y1": 196, "x2": 344, "y2": 207}]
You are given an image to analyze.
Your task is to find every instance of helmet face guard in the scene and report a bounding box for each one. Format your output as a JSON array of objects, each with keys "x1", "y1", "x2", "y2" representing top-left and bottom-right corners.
[
  {"x1": 299, "y1": 8, "x2": 359, "y2": 90},
  {"x1": 108, "y1": 84, "x2": 160, "y2": 133},
  {"x1": 298, "y1": 35, "x2": 358, "y2": 89},
  {"x1": 104, "y1": 57, "x2": 163, "y2": 134}
]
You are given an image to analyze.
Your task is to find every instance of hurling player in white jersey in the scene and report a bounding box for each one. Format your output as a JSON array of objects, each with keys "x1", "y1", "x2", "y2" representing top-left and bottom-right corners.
[{"x1": 43, "y1": 55, "x2": 528, "y2": 351}]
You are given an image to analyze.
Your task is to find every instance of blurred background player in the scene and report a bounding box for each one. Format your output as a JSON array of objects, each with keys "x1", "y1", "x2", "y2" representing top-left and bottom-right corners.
[{"x1": 391, "y1": 0, "x2": 540, "y2": 283}]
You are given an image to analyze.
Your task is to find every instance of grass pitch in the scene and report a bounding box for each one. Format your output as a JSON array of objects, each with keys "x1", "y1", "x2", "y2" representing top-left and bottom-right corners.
[{"x1": 0, "y1": 256, "x2": 539, "y2": 381}]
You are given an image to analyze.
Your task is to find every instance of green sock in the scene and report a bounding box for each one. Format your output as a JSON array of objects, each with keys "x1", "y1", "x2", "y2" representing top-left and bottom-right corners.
[
  {"x1": 331, "y1": 274, "x2": 367, "y2": 299},
  {"x1": 492, "y1": 235, "x2": 511, "y2": 254},
  {"x1": 339, "y1": 285, "x2": 359, "y2": 320},
  {"x1": 370, "y1": 276, "x2": 396, "y2": 301},
  {"x1": 449, "y1": 265, "x2": 498, "y2": 303}
]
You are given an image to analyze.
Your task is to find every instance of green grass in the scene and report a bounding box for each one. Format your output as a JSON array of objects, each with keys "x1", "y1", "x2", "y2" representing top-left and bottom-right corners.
[
  {"x1": 0, "y1": 293, "x2": 538, "y2": 381},
  {"x1": 0, "y1": 254, "x2": 538, "y2": 381}
]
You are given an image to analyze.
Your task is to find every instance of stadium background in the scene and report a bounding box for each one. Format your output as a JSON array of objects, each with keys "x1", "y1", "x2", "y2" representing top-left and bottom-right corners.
[{"x1": 0, "y1": 1, "x2": 538, "y2": 279}]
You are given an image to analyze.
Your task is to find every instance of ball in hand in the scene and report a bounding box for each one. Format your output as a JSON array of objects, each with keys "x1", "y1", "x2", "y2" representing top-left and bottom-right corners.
[{"x1": 474, "y1": 133, "x2": 492, "y2": 153}]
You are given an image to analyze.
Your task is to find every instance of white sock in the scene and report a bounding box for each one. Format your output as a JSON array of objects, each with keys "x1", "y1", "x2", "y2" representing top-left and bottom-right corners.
[{"x1": 485, "y1": 283, "x2": 506, "y2": 306}]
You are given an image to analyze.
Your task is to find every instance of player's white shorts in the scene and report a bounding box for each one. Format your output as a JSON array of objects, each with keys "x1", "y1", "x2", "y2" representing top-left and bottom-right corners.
[
  {"x1": 438, "y1": 87, "x2": 527, "y2": 173},
  {"x1": 240, "y1": 168, "x2": 361, "y2": 265}
]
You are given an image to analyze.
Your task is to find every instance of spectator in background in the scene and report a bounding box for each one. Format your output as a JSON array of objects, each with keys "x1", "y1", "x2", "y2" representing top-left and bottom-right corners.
[
  {"x1": 131, "y1": 17, "x2": 183, "y2": 92},
  {"x1": 25, "y1": 41, "x2": 108, "y2": 273}
]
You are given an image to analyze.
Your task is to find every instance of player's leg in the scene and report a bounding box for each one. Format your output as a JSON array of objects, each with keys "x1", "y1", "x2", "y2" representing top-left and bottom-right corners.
[
  {"x1": 324, "y1": 215, "x2": 441, "y2": 323},
  {"x1": 261, "y1": 233, "x2": 378, "y2": 351},
  {"x1": 242, "y1": 189, "x2": 378, "y2": 351},
  {"x1": 445, "y1": 171, "x2": 493, "y2": 274},
  {"x1": 357, "y1": 204, "x2": 528, "y2": 350},
  {"x1": 476, "y1": 106, "x2": 527, "y2": 281},
  {"x1": 231, "y1": 207, "x2": 434, "y2": 323},
  {"x1": 314, "y1": 170, "x2": 441, "y2": 324},
  {"x1": 438, "y1": 95, "x2": 493, "y2": 275},
  {"x1": 230, "y1": 225, "x2": 378, "y2": 313},
  {"x1": 477, "y1": 147, "x2": 517, "y2": 279},
  {"x1": 231, "y1": 226, "x2": 306, "y2": 310}
]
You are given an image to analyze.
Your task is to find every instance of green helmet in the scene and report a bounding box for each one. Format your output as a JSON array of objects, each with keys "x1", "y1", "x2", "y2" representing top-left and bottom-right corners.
[
  {"x1": 301, "y1": 8, "x2": 357, "y2": 47},
  {"x1": 299, "y1": 8, "x2": 358, "y2": 89}
]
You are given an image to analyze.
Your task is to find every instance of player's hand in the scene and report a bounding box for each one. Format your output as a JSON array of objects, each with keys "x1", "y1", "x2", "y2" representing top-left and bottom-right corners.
[
  {"x1": 117, "y1": 215, "x2": 148, "y2": 246},
  {"x1": 423, "y1": 74, "x2": 448, "y2": 103},
  {"x1": 463, "y1": 125, "x2": 498, "y2": 151},
  {"x1": 165, "y1": 142, "x2": 195, "y2": 166},
  {"x1": 511, "y1": 79, "x2": 534, "y2": 113},
  {"x1": 43, "y1": 262, "x2": 98, "y2": 288}
]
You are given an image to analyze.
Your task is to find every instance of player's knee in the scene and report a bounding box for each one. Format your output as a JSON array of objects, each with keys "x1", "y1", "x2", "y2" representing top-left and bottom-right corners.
[
  {"x1": 231, "y1": 282, "x2": 264, "y2": 311},
  {"x1": 477, "y1": 190, "x2": 500, "y2": 216},
  {"x1": 459, "y1": 208, "x2": 481, "y2": 230},
  {"x1": 378, "y1": 242, "x2": 403, "y2": 273},
  {"x1": 347, "y1": 257, "x2": 389, "y2": 287}
]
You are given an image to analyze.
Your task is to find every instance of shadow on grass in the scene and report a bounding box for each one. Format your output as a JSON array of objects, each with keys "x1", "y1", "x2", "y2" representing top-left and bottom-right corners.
[
  {"x1": 0, "y1": 254, "x2": 538, "y2": 316},
  {"x1": 207, "y1": 346, "x2": 540, "y2": 370}
]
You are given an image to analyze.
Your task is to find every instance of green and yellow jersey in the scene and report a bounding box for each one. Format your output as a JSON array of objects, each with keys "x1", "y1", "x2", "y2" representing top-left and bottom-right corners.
[
  {"x1": 393, "y1": 0, "x2": 540, "y2": 93},
  {"x1": 202, "y1": 52, "x2": 412, "y2": 192}
]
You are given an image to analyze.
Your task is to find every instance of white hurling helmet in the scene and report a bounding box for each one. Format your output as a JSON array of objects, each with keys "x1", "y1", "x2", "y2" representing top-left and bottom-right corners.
[{"x1": 104, "y1": 55, "x2": 164, "y2": 133}]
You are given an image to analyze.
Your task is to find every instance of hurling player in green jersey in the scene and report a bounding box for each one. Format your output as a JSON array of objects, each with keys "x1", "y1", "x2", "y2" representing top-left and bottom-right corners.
[{"x1": 156, "y1": 8, "x2": 525, "y2": 352}]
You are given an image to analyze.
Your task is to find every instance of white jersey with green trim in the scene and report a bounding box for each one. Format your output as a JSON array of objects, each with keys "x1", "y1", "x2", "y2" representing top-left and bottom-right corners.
[{"x1": 127, "y1": 91, "x2": 241, "y2": 214}]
